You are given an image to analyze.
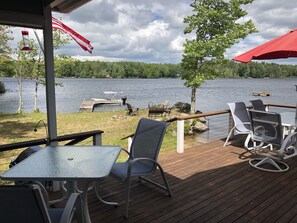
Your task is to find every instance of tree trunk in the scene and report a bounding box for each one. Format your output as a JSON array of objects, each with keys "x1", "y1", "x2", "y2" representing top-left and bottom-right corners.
[
  {"x1": 17, "y1": 76, "x2": 23, "y2": 113},
  {"x1": 34, "y1": 78, "x2": 39, "y2": 112},
  {"x1": 190, "y1": 87, "x2": 196, "y2": 114}
]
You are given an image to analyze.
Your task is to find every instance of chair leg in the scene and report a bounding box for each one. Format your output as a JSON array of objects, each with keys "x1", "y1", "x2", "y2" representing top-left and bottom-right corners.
[
  {"x1": 249, "y1": 157, "x2": 289, "y2": 172},
  {"x1": 244, "y1": 134, "x2": 261, "y2": 152},
  {"x1": 158, "y1": 164, "x2": 172, "y2": 197},
  {"x1": 124, "y1": 177, "x2": 131, "y2": 218},
  {"x1": 224, "y1": 127, "x2": 235, "y2": 147},
  {"x1": 93, "y1": 181, "x2": 118, "y2": 206},
  {"x1": 139, "y1": 165, "x2": 172, "y2": 197},
  {"x1": 48, "y1": 181, "x2": 68, "y2": 205}
]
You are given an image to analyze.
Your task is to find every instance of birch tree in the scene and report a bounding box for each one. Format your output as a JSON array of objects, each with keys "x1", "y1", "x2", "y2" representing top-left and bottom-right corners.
[{"x1": 181, "y1": 0, "x2": 257, "y2": 114}]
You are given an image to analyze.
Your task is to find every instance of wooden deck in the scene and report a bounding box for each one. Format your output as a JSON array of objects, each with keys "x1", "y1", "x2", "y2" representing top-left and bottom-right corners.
[{"x1": 57, "y1": 140, "x2": 297, "y2": 222}]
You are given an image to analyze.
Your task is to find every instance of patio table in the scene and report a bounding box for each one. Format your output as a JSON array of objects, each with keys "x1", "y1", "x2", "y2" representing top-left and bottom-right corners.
[{"x1": 0, "y1": 145, "x2": 121, "y2": 223}]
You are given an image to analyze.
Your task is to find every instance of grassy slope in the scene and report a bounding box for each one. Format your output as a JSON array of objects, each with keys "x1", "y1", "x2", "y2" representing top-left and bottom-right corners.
[{"x1": 0, "y1": 109, "x2": 177, "y2": 172}]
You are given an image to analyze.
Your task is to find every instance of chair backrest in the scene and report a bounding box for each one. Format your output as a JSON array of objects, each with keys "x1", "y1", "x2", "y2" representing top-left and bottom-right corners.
[
  {"x1": 250, "y1": 99, "x2": 265, "y2": 111},
  {"x1": 227, "y1": 102, "x2": 250, "y2": 133},
  {"x1": 249, "y1": 110, "x2": 282, "y2": 145},
  {"x1": 130, "y1": 118, "x2": 168, "y2": 168},
  {"x1": 0, "y1": 184, "x2": 51, "y2": 223}
]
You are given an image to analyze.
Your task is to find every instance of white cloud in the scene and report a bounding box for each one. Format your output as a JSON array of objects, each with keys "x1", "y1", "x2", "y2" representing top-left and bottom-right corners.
[
  {"x1": 170, "y1": 35, "x2": 185, "y2": 52},
  {"x1": 7, "y1": 0, "x2": 297, "y2": 64}
]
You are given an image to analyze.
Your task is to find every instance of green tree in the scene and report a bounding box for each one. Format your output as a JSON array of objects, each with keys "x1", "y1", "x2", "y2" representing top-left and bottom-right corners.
[
  {"x1": 0, "y1": 25, "x2": 13, "y2": 90},
  {"x1": 181, "y1": 0, "x2": 257, "y2": 114},
  {"x1": 0, "y1": 25, "x2": 13, "y2": 59},
  {"x1": 0, "y1": 81, "x2": 5, "y2": 93},
  {"x1": 14, "y1": 27, "x2": 70, "y2": 113},
  {"x1": 15, "y1": 39, "x2": 38, "y2": 113}
]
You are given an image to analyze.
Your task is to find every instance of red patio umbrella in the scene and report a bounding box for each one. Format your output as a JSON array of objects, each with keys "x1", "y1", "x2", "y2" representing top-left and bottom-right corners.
[{"x1": 232, "y1": 29, "x2": 297, "y2": 63}]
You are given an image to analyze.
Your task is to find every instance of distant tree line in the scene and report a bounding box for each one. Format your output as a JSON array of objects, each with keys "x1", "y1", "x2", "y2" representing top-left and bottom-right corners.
[
  {"x1": 53, "y1": 58, "x2": 181, "y2": 78},
  {"x1": 2, "y1": 58, "x2": 297, "y2": 79},
  {"x1": 214, "y1": 60, "x2": 297, "y2": 78}
]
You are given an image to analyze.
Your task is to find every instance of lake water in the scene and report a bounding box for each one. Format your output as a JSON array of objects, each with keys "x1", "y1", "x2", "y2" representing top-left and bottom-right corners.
[{"x1": 0, "y1": 77, "x2": 296, "y2": 114}]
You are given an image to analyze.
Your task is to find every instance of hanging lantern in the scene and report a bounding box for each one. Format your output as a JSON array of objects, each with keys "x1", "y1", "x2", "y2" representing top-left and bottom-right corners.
[{"x1": 21, "y1": 30, "x2": 32, "y2": 51}]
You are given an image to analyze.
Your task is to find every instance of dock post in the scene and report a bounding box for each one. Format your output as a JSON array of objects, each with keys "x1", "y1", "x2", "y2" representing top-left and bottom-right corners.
[{"x1": 177, "y1": 120, "x2": 184, "y2": 153}]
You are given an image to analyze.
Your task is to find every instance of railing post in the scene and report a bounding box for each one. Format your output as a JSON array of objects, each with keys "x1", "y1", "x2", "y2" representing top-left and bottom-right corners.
[
  {"x1": 93, "y1": 132, "x2": 102, "y2": 146},
  {"x1": 127, "y1": 137, "x2": 133, "y2": 152},
  {"x1": 177, "y1": 120, "x2": 184, "y2": 153}
]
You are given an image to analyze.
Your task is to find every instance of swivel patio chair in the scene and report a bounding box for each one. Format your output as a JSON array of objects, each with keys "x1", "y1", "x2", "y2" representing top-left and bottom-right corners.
[
  {"x1": 224, "y1": 102, "x2": 252, "y2": 149},
  {"x1": 109, "y1": 118, "x2": 172, "y2": 218},
  {"x1": 0, "y1": 184, "x2": 83, "y2": 223},
  {"x1": 250, "y1": 99, "x2": 266, "y2": 111},
  {"x1": 248, "y1": 110, "x2": 297, "y2": 172}
]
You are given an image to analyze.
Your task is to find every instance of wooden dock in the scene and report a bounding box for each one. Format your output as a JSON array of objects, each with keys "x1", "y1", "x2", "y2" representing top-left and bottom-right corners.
[
  {"x1": 79, "y1": 100, "x2": 95, "y2": 112},
  {"x1": 252, "y1": 91, "x2": 271, "y2": 96},
  {"x1": 79, "y1": 99, "x2": 122, "y2": 112}
]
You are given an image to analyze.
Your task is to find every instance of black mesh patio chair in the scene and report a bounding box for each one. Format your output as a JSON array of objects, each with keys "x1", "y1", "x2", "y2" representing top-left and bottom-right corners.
[
  {"x1": 0, "y1": 184, "x2": 83, "y2": 223},
  {"x1": 110, "y1": 118, "x2": 172, "y2": 218},
  {"x1": 249, "y1": 110, "x2": 297, "y2": 172},
  {"x1": 250, "y1": 99, "x2": 266, "y2": 111}
]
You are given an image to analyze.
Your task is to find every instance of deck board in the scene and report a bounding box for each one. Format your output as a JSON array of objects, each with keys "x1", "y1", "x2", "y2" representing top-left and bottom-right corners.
[{"x1": 55, "y1": 140, "x2": 297, "y2": 222}]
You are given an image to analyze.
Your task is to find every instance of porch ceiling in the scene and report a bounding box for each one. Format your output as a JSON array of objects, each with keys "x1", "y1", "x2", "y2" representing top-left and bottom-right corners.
[{"x1": 0, "y1": 0, "x2": 90, "y2": 28}]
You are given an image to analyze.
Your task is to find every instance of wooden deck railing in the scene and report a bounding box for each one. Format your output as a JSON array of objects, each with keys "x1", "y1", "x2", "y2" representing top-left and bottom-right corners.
[
  {"x1": 0, "y1": 103, "x2": 295, "y2": 164},
  {"x1": 167, "y1": 103, "x2": 296, "y2": 153},
  {"x1": 0, "y1": 130, "x2": 103, "y2": 152}
]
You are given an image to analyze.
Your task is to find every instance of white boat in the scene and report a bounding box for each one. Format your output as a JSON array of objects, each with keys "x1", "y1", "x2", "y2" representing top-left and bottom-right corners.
[{"x1": 91, "y1": 91, "x2": 123, "y2": 105}]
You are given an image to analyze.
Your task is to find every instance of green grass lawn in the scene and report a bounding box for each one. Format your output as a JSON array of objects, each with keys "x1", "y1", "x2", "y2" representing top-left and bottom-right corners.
[{"x1": 0, "y1": 109, "x2": 177, "y2": 173}]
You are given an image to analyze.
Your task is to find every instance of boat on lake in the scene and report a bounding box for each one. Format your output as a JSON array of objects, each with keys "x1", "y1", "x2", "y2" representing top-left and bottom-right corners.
[
  {"x1": 91, "y1": 91, "x2": 123, "y2": 105},
  {"x1": 80, "y1": 91, "x2": 126, "y2": 112}
]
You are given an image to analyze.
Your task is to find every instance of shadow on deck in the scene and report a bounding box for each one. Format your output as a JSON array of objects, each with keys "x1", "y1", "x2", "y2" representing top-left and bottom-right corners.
[{"x1": 58, "y1": 140, "x2": 297, "y2": 222}]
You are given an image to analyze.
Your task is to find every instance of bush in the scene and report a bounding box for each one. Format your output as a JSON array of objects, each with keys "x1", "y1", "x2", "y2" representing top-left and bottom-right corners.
[{"x1": 0, "y1": 81, "x2": 5, "y2": 94}]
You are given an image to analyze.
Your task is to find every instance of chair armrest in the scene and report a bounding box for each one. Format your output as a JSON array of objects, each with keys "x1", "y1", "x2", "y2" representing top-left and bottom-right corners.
[
  {"x1": 121, "y1": 133, "x2": 134, "y2": 140},
  {"x1": 236, "y1": 122, "x2": 250, "y2": 127},
  {"x1": 60, "y1": 193, "x2": 83, "y2": 223},
  {"x1": 130, "y1": 157, "x2": 156, "y2": 164},
  {"x1": 128, "y1": 157, "x2": 159, "y2": 170},
  {"x1": 127, "y1": 158, "x2": 163, "y2": 175},
  {"x1": 120, "y1": 147, "x2": 130, "y2": 155}
]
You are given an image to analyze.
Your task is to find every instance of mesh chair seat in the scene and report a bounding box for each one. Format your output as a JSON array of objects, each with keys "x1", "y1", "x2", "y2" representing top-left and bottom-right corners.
[{"x1": 111, "y1": 161, "x2": 156, "y2": 180}]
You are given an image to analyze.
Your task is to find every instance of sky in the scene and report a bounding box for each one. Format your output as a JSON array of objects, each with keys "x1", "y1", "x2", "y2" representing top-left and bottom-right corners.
[{"x1": 9, "y1": 0, "x2": 297, "y2": 64}]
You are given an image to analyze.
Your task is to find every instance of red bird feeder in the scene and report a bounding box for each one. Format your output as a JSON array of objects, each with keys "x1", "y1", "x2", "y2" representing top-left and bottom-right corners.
[{"x1": 21, "y1": 30, "x2": 32, "y2": 51}]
